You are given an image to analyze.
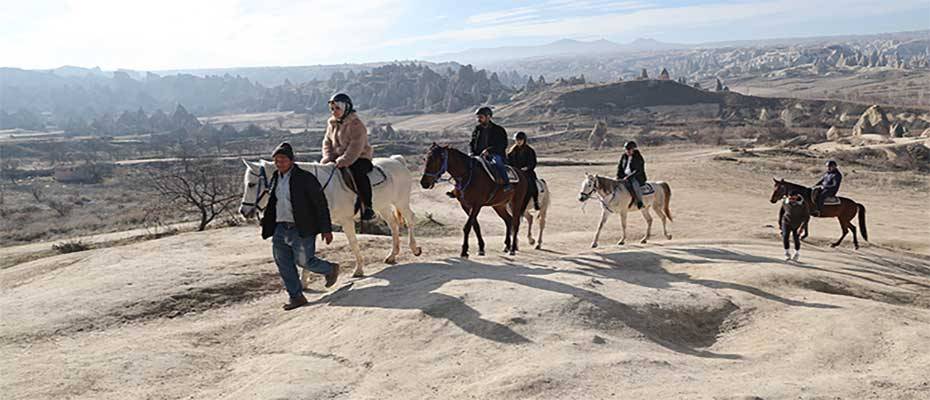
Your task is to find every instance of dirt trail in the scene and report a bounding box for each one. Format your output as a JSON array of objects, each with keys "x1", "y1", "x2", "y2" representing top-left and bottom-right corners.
[{"x1": 2, "y1": 144, "x2": 929, "y2": 399}]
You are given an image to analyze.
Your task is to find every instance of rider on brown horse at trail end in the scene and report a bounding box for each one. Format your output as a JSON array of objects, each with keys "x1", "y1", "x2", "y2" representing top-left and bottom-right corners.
[{"x1": 811, "y1": 159, "x2": 842, "y2": 217}]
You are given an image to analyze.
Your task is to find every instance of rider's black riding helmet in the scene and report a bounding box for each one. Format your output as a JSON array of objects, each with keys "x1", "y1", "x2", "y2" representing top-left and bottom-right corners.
[
  {"x1": 825, "y1": 160, "x2": 837, "y2": 167},
  {"x1": 514, "y1": 131, "x2": 527, "y2": 140},
  {"x1": 328, "y1": 93, "x2": 354, "y2": 114},
  {"x1": 475, "y1": 106, "x2": 493, "y2": 117},
  {"x1": 624, "y1": 141, "x2": 638, "y2": 150}
]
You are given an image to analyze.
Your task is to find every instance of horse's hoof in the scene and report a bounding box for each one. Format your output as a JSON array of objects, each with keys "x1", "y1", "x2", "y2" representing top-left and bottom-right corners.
[
  {"x1": 461, "y1": 253, "x2": 469, "y2": 259},
  {"x1": 353, "y1": 272, "x2": 365, "y2": 278},
  {"x1": 509, "y1": 251, "x2": 516, "y2": 256},
  {"x1": 616, "y1": 241, "x2": 624, "y2": 246},
  {"x1": 640, "y1": 239, "x2": 648, "y2": 244},
  {"x1": 413, "y1": 247, "x2": 423, "y2": 257},
  {"x1": 383, "y1": 257, "x2": 397, "y2": 265},
  {"x1": 830, "y1": 243, "x2": 839, "y2": 248},
  {"x1": 478, "y1": 250, "x2": 485, "y2": 256},
  {"x1": 528, "y1": 239, "x2": 535, "y2": 245},
  {"x1": 854, "y1": 245, "x2": 860, "y2": 250},
  {"x1": 666, "y1": 235, "x2": 673, "y2": 240},
  {"x1": 535, "y1": 244, "x2": 542, "y2": 250},
  {"x1": 591, "y1": 243, "x2": 598, "y2": 248}
]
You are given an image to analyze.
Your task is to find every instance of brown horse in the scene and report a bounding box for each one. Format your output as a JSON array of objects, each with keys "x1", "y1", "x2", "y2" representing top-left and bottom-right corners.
[
  {"x1": 770, "y1": 178, "x2": 868, "y2": 249},
  {"x1": 421, "y1": 144, "x2": 531, "y2": 258}
]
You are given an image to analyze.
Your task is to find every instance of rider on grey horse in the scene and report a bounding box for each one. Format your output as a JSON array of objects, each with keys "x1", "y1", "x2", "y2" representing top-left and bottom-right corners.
[
  {"x1": 616, "y1": 141, "x2": 647, "y2": 209},
  {"x1": 507, "y1": 131, "x2": 539, "y2": 210},
  {"x1": 811, "y1": 160, "x2": 842, "y2": 216}
]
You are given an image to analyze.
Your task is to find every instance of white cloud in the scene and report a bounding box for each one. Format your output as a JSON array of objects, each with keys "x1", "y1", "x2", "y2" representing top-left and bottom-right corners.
[{"x1": 0, "y1": 0, "x2": 405, "y2": 70}]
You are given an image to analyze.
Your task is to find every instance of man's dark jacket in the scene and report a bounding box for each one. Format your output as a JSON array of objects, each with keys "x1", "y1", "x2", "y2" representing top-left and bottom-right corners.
[
  {"x1": 469, "y1": 122, "x2": 508, "y2": 156},
  {"x1": 616, "y1": 150, "x2": 647, "y2": 183},
  {"x1": 261, "y1": 165, "x2": 333, "y2": 239}
]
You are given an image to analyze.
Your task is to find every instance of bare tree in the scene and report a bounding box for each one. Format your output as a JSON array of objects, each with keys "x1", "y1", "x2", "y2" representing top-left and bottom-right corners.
[
  {"x1": 275, "y1": 115, "x2": 286, "y2": 129},
  {"x1": 146, "y1": 160, "x2": 239, "y2": 231}
]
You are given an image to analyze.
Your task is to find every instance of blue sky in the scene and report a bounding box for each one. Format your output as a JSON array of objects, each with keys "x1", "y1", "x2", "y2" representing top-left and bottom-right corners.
[{"x1": 1, "y1": 0, "x2": 928, "y2": 70}]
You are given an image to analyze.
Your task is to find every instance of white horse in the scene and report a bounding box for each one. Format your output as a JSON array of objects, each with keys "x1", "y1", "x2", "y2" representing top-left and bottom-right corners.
[
  {"x1": 239, "y1": 156, "x2": 422, "y2": 280},
  {"x1": 578, "y1": 173, "x2": 673, "y2": 248},
  {"x1": 511, "y1": 179, "x2": 551, "y2": 250}
]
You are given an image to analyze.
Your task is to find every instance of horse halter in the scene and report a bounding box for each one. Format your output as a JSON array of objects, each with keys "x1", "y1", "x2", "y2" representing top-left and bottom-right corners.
[
  {"x1": 241, "y1": 165, "x2": 272, "y2": 212},
  {"x1": 579, "y1": 177, "x2": 599, "y2": 200},
  {"x1": 422, "y1": 147, "x2": 449, "y2": 180}
]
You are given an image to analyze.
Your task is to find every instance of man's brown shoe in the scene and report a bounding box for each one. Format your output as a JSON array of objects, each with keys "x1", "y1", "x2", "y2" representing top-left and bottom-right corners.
[
  {"x1": 283, "y1": 295, "x2": 308, "y2": 311},
  {"x1": 325, "y1": 263, "x2": 340, "y2": 288}
]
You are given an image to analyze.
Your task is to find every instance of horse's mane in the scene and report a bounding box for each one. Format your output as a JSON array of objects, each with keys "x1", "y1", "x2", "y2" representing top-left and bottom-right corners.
[
  {"x1": 779, "y1": 179, "x2": 812, "y2": 195},
  {"x1": 594, "y1": 175, "x2": 620, "y2": 193}
]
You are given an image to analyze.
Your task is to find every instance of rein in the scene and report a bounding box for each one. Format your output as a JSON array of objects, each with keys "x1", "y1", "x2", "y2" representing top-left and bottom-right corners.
[{"x1": 312, "y1": 164, "x2": 339, "y2": 190}]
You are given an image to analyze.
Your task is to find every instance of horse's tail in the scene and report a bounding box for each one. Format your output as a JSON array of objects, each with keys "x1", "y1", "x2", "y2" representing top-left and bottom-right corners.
[
  {"x1": 857, "y1": 203, "x2": 868, "y2": 241},
  {"x1": 661, "y1": 182, "x2": 673, "y2": 222},
  {"x1": 390, "y1": 155, "x2": 407, "y2": 167}
]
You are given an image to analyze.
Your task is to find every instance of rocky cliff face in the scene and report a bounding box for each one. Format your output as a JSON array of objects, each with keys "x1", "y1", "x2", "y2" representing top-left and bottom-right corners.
[{"x1": 265, "y1": 63, "x2": 514, "y2": 114}]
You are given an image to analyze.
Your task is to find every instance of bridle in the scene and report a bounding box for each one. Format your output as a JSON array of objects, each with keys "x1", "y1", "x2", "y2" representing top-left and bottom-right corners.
[
  {"x1": 422, "y1": 147, "x2": 449, "y2": 182},
  {"x1": 423, "y1": 146, "x2": 474, "y2": 193},
  {"x1": 579, "y1": 176, "x2": 600, "y2": 201},
  {"x1": 580, "y1": 176, "x2": 617, "y2": 213},
  {"x1": 241, "y1": 165, "x2": 272, "y2": 212}
]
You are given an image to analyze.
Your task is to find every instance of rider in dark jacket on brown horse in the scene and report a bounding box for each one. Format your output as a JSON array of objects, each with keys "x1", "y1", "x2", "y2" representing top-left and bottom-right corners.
[
  {"x1": 469, "y1": 107, "x2": 510, "y2": 191},
  {"x1": 616, "y1": 141, "x2": 647, "y2": 209},
  {"x1": 507, "y1": 131, "x2": 539, "y2": 210}
]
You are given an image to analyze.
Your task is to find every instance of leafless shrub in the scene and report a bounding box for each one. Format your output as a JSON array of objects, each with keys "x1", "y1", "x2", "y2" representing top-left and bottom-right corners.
[{"x1": 144, "y1": 160, "x2": 239, "y2": 231}]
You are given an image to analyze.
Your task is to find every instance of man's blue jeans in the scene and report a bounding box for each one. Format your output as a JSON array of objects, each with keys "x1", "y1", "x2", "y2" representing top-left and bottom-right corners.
[
  {"x1": 272, "y1": 224, "x2": 334, "y2": 298},
  {"x1": 489, "y1": 154, "x2": 510, "y2": 189}
]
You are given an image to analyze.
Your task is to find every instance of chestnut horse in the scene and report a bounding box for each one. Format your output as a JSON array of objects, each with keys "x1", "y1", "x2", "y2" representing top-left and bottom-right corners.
[
  {"x1": 770, "y1": 178, "x2": 868, "y2": 249},
  {"x1": 421, "y1": 144, "x2": 531, "y2": 258}
]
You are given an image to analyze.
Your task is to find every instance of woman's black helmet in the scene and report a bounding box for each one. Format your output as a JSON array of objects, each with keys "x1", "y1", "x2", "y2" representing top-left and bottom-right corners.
[
  {"x1": 475, "y1": 106, "x2": 493, "y2": 117},
  {"x1": 514, "y1": 131, "x2": 527, "y2": 140},
  {"x1": 825, "y1": 160, "x2": 837, "y2": 167},
  {"x1": 624, "y1": 141, "x2": 638, "y2": 150},
  {"x1": 328, "y1": 93, "x2": 354, "y2": 114}
]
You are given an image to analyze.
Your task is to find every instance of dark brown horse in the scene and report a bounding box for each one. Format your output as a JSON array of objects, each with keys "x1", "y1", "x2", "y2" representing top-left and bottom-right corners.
[
  {"x1": 770, "y1": 178, "x2": 868, "y2": 249},
  {"x1": 421, "y1": 144, "x2": 531, "y2": 258}
]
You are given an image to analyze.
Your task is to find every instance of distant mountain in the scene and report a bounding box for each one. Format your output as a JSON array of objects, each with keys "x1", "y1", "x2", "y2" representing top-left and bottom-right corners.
[{"x1": 426, "y1": 38, "x2": 690, "y2": 65}]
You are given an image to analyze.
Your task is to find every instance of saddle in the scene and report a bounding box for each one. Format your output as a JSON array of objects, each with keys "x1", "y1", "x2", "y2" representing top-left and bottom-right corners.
[
  {"x1": 475, "y1": 157, "x2": 520, "y2": 184},
  {"x1": 821, "y1": 196, "x2": 840, "y2": 206},
  {"x1": 338, "y1": 166, "x2": 388, "y2": 195},
  {"x1": 625, "y1": 181, "x2": 655, "y2": 208}
]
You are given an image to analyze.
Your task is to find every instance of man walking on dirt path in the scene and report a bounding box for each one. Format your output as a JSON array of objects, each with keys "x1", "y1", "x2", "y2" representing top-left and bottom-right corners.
[{"x1": 261, "y1": 142, "x2": 339, "y2": 311}]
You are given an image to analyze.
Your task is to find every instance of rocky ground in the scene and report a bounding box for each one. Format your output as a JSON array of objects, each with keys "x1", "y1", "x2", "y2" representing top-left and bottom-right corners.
[{"x1": 2, "y1": 144, "x2": 929, "y2": 399}]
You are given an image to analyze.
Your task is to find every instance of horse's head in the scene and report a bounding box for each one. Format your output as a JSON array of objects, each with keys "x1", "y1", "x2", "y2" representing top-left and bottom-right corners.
[
  {"x1": 770, "y1": 177, "x2": 787, "y2": 204},
  {"x1": 578, "y1": 173, "x2": 598, "y2": 202},
  {"x1": 239, "y1": 159, "x2": 272, "y2": 219},
  {"x1": 420, "y1": 143, "x2": 447, "y2": 190}
]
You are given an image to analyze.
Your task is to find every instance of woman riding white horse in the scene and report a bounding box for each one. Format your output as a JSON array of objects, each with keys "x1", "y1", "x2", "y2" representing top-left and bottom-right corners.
[
  {"x1": 239, "y1": 154, "x2": 421, "y2": 280},
  {"x1": 578, "y1": 173, "x2": 673, "y2": 248}
]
